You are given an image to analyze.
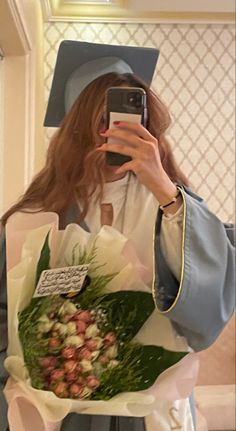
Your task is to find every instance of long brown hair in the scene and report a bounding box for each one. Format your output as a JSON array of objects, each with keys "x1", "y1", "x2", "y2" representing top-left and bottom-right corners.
[{"x1": 1, "y1": 72, "x2": 188, "y2": 226}]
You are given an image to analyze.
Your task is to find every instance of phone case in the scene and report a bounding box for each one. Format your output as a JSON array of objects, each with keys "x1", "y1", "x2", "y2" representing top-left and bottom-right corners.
[{"x1": 105, "y1": 87, "x2": 147, "y2": 166}]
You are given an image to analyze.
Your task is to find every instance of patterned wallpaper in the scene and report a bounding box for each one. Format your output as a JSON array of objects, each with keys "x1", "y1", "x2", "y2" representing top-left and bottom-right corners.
[{"x1": 44, "y1": 22, "x2": 235, "y2": 222}]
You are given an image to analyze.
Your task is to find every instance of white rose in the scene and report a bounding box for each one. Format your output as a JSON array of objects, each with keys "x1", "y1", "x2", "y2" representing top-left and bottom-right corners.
[
  {"x1": 93, "y1": 336, "x2": 103, "y2": 349},
  {"x1": 65, "y1": 335, "x2": 84, "y2": 348},
  {"x1": 38, "y1": 314, "x2": 50, "y2": 324},
  {"x1": 54, "y1": 322, "x2": 68, "y2": 336},
  {"x1": 58, "y1": 300, "x2": 77, "y2": 316},
  {"x1": 80, "y1": 360, "x2": 93, "y2": 372},
  {"x1": 91, "y1": 350, "x2": 100, "y2": 361},
  {"x1": 105, "y1": 344, "x2": 118, "y2": 359},
  {"x1": 58, "y1": 303, "x2": 67, "y2": 316},
  {"x1": 66, "y1": 321, "x2": 77, "y2": 335},
  {"x1": 38, "y1": 321, "x2": 54, "y2": 333},
  {"x1": 92, "y1": 362, "x2": 103, "y2": 376},
  {"x1": 108, "y1": 360, "x2": 119, "y2": 369},
  {"x1": 80, "y1": 386, "x2": 93, "y2": 398},
  {"x1": 85, "y1": 324, "x2": 99, "y2": 338},
  {"x1": 64, "y1": 301, "x2": 77, "y2": 315}
]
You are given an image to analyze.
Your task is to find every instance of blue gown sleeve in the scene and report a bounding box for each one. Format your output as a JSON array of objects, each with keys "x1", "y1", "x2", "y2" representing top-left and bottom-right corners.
[
  {"x1": 0, "y1": 227, "x2": 9, "y2": 431},
  {"x1": 153, "y1": 186, "x2": 235, "y2": 352}
]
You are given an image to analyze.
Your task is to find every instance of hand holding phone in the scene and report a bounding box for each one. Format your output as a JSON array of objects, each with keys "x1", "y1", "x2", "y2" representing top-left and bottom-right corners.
[{"x1": 105, "y1": 87, "x2": 147, "y2": 166}]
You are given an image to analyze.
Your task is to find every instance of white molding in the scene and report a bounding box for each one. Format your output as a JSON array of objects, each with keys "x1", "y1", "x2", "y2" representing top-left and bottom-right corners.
[
  {"x1": 24, "y1": 52, "x2": 35, "y2": 188},
  {"x1": 7, "y1": 0, "x2": 32, "y2": 52},
  {"x1": 65, "y1": 0, "x2": 113, "y2": 3},
  {"x1": 43, "y1": 15, "x2": 235, "y2": 23},
  {"x1": 40, "y1": 0, "x2": 235, "y2": 23},
  {"x1": 41, "y1": 0, "x2": 54, "y2": 22}
]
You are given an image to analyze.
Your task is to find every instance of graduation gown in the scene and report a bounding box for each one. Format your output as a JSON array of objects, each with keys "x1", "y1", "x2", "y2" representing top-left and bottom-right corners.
[{"x1": 0, "y1": 186, "x2": 235, "y2": 431}]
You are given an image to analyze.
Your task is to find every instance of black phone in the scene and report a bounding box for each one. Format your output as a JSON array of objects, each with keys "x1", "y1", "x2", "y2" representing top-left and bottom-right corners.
[{"x1": 105, "y1": 87, "x2": 147, "y2": 166}]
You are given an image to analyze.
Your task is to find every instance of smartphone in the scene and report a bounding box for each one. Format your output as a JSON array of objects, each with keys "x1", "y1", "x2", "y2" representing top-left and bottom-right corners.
[{"x1": 105, "y1": 87, "x2": 147, "y2": 166}]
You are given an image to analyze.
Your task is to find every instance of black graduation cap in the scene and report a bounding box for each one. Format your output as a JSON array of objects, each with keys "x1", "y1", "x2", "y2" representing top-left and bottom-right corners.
[{"x1": 44, "y1": 40, "x2": 159, "y2": 127}]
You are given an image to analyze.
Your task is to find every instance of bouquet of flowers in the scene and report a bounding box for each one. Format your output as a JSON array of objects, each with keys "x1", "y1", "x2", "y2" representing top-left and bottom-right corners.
[{"x1": 4, "y1": 212, "x2": 198, "y2": 431}]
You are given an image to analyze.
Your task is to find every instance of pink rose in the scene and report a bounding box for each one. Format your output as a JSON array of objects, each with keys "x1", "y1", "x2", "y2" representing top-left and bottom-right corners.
[
  {"x1": 50, "y1": 369, "x2": 65, "y2": 382},
  {"x1": 69, "y1": 383, "x2": 83, "y2": 397},
  {"x1": 77, "y1": 375, "x2": 85, "y2": 385},
  {"x1": 86, "y1": 375, "x2": 100, "y2": 389},
  {"x1": 54, "y1": 382, "x2": 69, "y2": 398},
  {"x1": 78, "y1": 347, "x2": 92, "y2": 361},
  {"x1": 62, "y1": 345, "x2": 77, "y2": 359},
  {"x1": 104, "y1": 332, "x2": 116, "y2": 346},
  {"x1": 42, "y1": 366, "x2": 54, "y2": 377},
  {"x1": 65, "y1": 371, "x2": 78, "y2": 383},
  {"x1": 85, "y1": 339, "x2": 99, "y2": 351},
  {"x1": 39, "y1": 356, "x2": 57, "y2": 368},
  {"x1": 48, "y1": 338, "x2": 61, "y2": 349},
  {"x1": 64, "y1": 360, "x2": 77, "y2": 373},
  {"x1": 99, "y1": 355, "x2": 109, "y2": 365},
  {"x1": 75, "y1": 320, "x2": 87, "y2": 333},
  {"x1": 75, "y1": 310, "x2": 92, "y2": 323}
]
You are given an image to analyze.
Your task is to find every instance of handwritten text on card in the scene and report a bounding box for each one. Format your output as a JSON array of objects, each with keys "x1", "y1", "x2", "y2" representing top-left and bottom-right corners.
[{"x1": 34, "y1": 265, "x2": 89, "y2": 297}]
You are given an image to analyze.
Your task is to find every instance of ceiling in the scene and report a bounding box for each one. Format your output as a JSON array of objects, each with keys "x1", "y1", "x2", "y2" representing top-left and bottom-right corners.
[{"x1": 41, "y1": 0, "x2": 235, "y2": 23}]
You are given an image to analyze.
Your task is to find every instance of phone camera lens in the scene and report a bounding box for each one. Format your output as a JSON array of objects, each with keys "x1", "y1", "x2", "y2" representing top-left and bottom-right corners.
[
  {"x1": 128, "y1": 93, "x2": 135, "y2": 105},
  {"x1": 128, "y1": 92, "x2": 142, "y2": 108}
]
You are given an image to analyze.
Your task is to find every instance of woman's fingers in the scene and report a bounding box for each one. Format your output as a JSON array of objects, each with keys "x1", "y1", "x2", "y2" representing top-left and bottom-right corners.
[
  {"x1": 99, "y1": 123, "x2": 158, "y2": 163},
  {"x1": 110, "y1": 121, "x2": 157, "y2": 143},
  {"x1": 100, "y1": 128, "x2": 144, "y2": 148},
  {"x1": 98, "y1": 121, "x2": 162, "y2": 185},
  {"x1": 98, "y1": 142, "x2": 139, "y2": 159}
]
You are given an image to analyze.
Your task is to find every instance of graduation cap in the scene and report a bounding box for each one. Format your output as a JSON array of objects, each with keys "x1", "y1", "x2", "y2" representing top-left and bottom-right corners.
[{"x1": 44, "y1": 40, "x2": 159, "y2": 127}]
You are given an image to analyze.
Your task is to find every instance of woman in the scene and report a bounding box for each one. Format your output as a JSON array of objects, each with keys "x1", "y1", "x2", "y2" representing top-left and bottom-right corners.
[{"x1": 0, "y1": 71, "x2": 235, "y2": 431}]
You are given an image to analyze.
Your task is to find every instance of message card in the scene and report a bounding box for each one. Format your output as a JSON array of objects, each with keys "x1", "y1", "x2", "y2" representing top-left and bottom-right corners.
[{"x1": 34, "y1": 265, "x2": 89, "y2": 297}]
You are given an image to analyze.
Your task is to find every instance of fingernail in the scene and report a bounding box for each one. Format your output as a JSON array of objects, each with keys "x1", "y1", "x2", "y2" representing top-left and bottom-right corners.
[{"x1": 113, "y1": 121, "x2": 120, "y2": 125}]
